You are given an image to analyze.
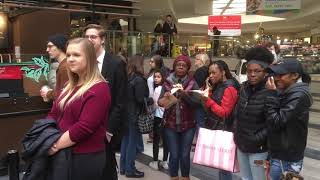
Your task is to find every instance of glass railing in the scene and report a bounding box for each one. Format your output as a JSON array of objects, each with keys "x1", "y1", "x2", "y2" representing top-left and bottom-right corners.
[{"x1": 103, "y1": 30, "x2": 245, "y2": 58}]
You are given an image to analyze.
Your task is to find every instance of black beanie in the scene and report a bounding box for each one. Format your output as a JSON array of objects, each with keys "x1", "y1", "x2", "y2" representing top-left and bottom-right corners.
[{"x1": 47, "y1": 34, "x2": 68, "y2": 53}]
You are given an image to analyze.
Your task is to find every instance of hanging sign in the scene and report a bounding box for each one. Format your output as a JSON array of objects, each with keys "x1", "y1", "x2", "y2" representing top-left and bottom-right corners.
[
  {"x1": 246, "y1": 0, "x2": 301, "y2": 15},
  {"x1": 208, "y1": 15, "x2": 241, "y2": 36}
]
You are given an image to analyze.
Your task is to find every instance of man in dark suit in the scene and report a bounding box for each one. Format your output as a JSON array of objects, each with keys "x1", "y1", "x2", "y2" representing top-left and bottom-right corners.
[{"x1": 84, "y1": 24, "x2": 128, "y2": 180}]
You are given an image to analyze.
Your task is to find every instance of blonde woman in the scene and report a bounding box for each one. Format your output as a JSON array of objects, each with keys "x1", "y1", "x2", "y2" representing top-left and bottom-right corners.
[
  {"x1": 47, "y1": 38, "x2": 111, "y2": 180},
  {"x1": 193, "y1": 53, "x2": 210, "y2": 129}
]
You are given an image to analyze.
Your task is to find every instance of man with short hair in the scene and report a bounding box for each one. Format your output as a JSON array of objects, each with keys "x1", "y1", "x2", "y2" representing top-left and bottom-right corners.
[
  {"x1": 162, "y1": 15, "x2": 177, "y2": 57},
  {"x1": 83, "y1": 24, "x2": 128, "y2": 180}
]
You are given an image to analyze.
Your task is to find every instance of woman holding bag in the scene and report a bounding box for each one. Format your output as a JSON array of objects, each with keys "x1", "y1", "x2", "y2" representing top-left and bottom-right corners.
[
  {"x1": 159, "y1": 55, "x2": 199, "y2": 180},
  {"x1": 200, "y1": 60, "x2": 240, "y2": 179},
  {"x1": 120, "y1": 54, "x2": 151, "y2": 178}
]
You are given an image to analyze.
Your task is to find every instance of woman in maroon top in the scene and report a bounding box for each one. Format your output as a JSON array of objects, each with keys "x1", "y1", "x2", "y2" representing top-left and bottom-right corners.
[{"x1": 47, "y1": 38, "x2": 111, "y2": 180}]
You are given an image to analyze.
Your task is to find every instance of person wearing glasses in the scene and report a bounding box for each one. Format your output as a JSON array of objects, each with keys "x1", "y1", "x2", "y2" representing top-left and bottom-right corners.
[
  {"x1": 40, "y1": 34, "x2": 69, "y2": 101},
  {"x1": 234, "y1": 46, "x2": 274, "y2": 180},
  {"x1": 83, "y1": 24, "x2": 128, "y2": 180}
]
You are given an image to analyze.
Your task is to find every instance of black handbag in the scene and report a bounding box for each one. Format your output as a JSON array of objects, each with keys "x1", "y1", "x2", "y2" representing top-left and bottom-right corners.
[{"x1": 137, "y1": 98, "x2": 154, "y2": 134}]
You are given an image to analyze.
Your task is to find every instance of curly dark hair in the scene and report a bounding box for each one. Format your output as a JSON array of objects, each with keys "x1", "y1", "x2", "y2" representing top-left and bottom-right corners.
[{"x1": 245, "y1": 46, "x2": 274, "y2": 65}]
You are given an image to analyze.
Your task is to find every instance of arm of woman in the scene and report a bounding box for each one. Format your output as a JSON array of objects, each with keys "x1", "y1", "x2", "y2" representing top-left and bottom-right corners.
[
  {"x1": 204, "y1": 87, "x2": 238, "y2": 119},
  {"x1": 266, "y1": 90, "x2": 312, "y2": 130},
  {"x1": 134, "y1": 78, "x2": 149, "y2": 104},
  {"x1": 47, "y1": 100, "x2": 59, "y2": 120},
  {"x1": 180, "y1": 82, "x2": 200, "y2": 107}
]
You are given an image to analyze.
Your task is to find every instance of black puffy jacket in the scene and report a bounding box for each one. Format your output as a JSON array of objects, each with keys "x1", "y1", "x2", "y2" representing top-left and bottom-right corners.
[
  {"x1": 22, "y1": 118, "x2": 71, "y2": 180},
  {"x1": 234, "y1": 80, "x2": 274, "y2": 153},
  {"x1": 266, "y1": 83, "x2": 313, "y2": 162}
]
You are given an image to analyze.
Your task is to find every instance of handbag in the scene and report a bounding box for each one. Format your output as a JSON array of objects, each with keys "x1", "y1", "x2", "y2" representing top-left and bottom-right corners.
[
  {"x1": 279, "y1": 161, "x2": 304, "y2": 180},
  {"x1": 137, "y1": 98, "x2": 154, "y2": 134},
  {"x1": 158, "y1": 94, "x2": 178, "y2": 109},
  {"x1": 193, "y1": 128, "x2": 239, "y2": 172}
]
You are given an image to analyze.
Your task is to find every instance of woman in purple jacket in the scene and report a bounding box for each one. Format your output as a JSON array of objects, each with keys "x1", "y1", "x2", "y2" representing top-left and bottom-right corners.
[
  {"x1": 47, "y1": 38, "x2": 111, "y2": 180},
  {"x1": 159, "y1": 55, "x2": 199, "y2": 180}
]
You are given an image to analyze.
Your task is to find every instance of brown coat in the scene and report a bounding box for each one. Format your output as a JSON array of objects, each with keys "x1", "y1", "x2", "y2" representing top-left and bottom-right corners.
[{"x1": 47, "y1": 59, "x2": 68, "y2": 99}]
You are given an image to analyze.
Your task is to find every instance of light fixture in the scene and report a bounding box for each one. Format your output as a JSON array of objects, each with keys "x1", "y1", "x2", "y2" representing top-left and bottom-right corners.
[{"x1": 254, "y1": 34, "x2": 260, "y2": 39}]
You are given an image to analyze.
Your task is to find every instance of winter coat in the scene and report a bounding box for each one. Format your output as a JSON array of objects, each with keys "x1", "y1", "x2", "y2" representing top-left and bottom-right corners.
[
  {"x1": 127, "y1": 73, "x2": 150, "y2": 125},
  {"x1": 205, "y1": 79, "x2": 240, "y2": 131},
  {"x1": 161, "y1": 73, "x2": 199, "y2": 132},
  {"x1": 266, "y1": 83, "x2": 313, "y2": 161},
  {"x1": 21, "y1": 118, "x2": 71, "y2": 180},
  {"x1": 234, "y1": 80, "x2": 274, "y2": 153}
]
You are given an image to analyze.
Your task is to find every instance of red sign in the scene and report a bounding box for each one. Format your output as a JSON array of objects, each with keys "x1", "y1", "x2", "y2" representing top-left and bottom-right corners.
[
  {"x1": 208, "y1": 15, "x2": 241, "y2": 36},
  {"x1": 0, "y1": 66, "x2": 22, "y2": 79}
]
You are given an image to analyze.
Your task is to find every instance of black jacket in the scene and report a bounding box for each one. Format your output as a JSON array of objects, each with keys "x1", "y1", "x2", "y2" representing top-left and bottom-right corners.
[
  {"x1": 234, "y1": 80, "x2": 274, "y2": 153},
  {"x1": 266, "y1": 83, "x2": 313, "y2": 161},
  {"x1": 193, "y1": 66, "x2": 208, "y2": 89},
  {"x1": 21, "y1": 119, "x2": 71, "y2": 180},
  {"x1": 206, "y1": 79, "x2": 240, "y2": 131},
  {"x1": 127, "y1": 73, "x2": 149, "y2": 125},
  {"x1": 162, "y1": 22, "x2": 177, "y2": 35},
  {"x1": 101, "y1": 53, "x2": 128, "y2": 149}
]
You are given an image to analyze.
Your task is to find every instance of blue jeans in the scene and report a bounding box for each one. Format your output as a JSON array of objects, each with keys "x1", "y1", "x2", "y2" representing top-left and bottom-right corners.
[
  {"x1": 195, "y1": 107, "x2": 206, "y2": 129},
  {"x1": 237, "y1": 148, "x2": 268, "y2": 180},
  {"x1": 136, "y1": 133, "x2": 144, "y2": 153},
  {"x1": 165, "y1": 127, "x2": 196, "y2": 177},
  {"x1": 120, "y1": 125, "x2": 140, "y2": 174},
  {"x1": 269, "y1": 159, "x2": 303, "y2": 180}
]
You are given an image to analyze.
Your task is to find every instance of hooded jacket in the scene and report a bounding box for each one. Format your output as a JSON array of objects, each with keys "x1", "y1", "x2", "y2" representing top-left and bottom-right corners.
[
  {"x1": 266, "y1": 83, "x2": 313, "y2": 161},
  {"x1": 21, "y1": 118, "x2": 71, "y2": 180}
]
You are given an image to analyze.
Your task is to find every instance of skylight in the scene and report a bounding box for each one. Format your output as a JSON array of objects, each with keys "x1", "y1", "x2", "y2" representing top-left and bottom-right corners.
[{"x1": 178, "y1": 0, "x2": 286, "y2": 25}]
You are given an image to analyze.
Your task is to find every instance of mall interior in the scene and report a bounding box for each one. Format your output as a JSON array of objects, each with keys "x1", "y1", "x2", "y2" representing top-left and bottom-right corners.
[{"x1": 1, "y1": 0, "x2": 320, "y2": 180}]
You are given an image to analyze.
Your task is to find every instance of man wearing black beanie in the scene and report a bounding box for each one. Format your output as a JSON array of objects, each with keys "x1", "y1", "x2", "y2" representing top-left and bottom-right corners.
[{"x1": 40, "y1": 34, "x2": 69, "y2": 101}]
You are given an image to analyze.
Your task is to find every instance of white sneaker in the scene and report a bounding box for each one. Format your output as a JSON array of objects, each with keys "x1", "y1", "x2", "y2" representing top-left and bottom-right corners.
[
  {"x1": 159, "y1": 161, "x2": 169, "y2": 170},
  {"x1": 149, "y1": 161, "x2": 159, "y2": 170}
]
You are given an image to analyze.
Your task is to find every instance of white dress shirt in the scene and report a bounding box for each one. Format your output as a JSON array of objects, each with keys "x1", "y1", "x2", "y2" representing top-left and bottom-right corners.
[{"x1": 97, "y1": 50, "x2": 106, "y2": 72}]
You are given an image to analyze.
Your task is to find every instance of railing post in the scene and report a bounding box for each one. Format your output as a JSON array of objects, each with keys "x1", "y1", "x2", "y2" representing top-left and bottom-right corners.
[{"x1": 7, "y1": 150, "x2": 19, "y2": 180}]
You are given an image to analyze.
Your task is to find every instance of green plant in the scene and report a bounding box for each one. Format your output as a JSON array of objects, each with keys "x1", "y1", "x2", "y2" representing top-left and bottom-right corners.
[{"x1": 21, "y1": 56, "x2": 49, "y2": 82}]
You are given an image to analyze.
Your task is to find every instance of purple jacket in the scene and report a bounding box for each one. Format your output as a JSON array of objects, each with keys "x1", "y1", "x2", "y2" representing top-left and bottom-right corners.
[{"x1": 162, "y1": 73, "x2": 199, "y2": 132}]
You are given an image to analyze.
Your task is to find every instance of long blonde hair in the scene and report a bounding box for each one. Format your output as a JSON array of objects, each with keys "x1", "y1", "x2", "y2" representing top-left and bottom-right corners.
[{"x1": 58, "y1": 38, "x2": 105, "y2": 109}]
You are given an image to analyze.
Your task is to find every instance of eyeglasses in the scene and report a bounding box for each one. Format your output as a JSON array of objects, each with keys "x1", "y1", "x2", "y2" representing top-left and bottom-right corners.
[
  {"x1": 84, "y1": 35, "x2": 99, "y2": 40},
  {"x1": 246, "y1": 69, "x2": 264, "y2": 75},
  {"x1": 176, "y1": 64, "x2": 188, "y2": 68}
]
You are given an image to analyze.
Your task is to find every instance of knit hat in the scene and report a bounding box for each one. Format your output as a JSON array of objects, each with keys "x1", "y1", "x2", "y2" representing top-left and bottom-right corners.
[
  {"x1": 173, "y1": 55, "x2": 191, "y2": 70},
  {"x1": 47, "y1": 34, "x2": 68, "y2": 53}
]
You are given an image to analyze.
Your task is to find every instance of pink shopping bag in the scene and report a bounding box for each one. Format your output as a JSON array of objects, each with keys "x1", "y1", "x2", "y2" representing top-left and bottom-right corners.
[{"x1": 193, "y1": 128, "x2": 239, "y2": 172}]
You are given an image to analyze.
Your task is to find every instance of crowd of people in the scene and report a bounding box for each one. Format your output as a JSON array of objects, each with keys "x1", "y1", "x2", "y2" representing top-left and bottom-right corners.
[{"x1": 28, "y1": 23, "x2": 313, "y2": 180}]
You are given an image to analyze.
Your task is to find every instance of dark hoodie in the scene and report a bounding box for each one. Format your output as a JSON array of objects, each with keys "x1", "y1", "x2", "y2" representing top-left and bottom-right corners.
[{"x1": 266, "y1": 82, "x2": 313, "y2": 162}]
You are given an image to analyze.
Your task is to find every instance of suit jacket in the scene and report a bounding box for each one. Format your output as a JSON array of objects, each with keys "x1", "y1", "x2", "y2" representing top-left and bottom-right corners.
[{"x1": 101, "y1": 53, "x2": 128, "y2": 145}]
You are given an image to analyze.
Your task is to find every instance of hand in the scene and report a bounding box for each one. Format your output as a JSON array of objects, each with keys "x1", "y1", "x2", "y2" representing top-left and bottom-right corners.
[
  {"x1": 200, "y1": 94, "x2": 208, "y2": 102},
  {"x1": 266, "y1": 76, "x2": 277, "y2": 90},
  {"x1": 48, "y1": 143, "x2": 59, "y2": 156},
  {"x1": 40, "y1": 89, "x2": 47, "y2": 98},
  {"x1": 164, "y1": 92, "x2": 171, "y2": 97}
]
